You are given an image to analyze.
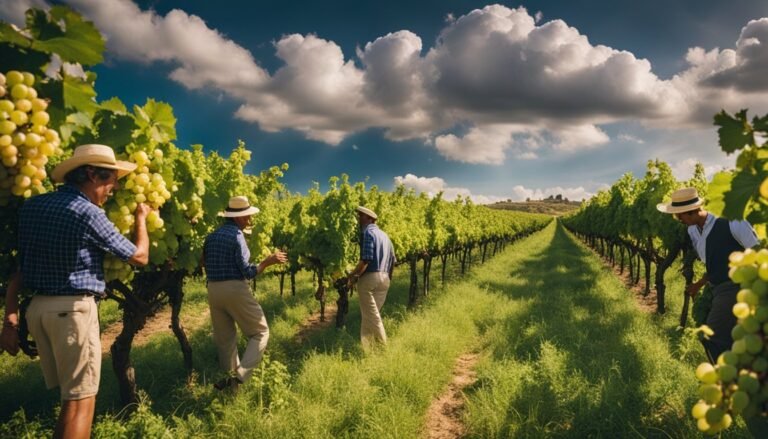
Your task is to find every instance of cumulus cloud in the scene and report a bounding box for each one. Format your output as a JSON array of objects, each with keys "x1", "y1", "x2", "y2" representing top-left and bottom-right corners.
[
  {"x1": 13, "y1": 1, "x2": 768, "y2": 163},
  {"x1": 669, "y1": 18, "x2": 768, "y2": 125},
  {"x1": 617, "y1": 134, "x2": 645, "y2": 144},
  {"x1": 394, "y1": 173, "x2": 592, "y2": 204},
  {"x1": 0, "y1": 0, "x2": 49, "y2": 26},
  {"x1": 670, "y1": 158, "x2": 727, "y2": 181},
  {"x1": 64, "y1": 0, "x2": 267, "y2": 92}
]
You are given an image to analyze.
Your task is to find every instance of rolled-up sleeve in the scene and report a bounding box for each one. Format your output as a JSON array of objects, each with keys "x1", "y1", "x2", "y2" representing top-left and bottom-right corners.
[
  {"x1": 360, "y1": 229, "x2": 375, "y2": 261},
  {"x1": 730, "y1": 220, "x2": 760, "y2": 249},
  {"x1": 87, "y1": 210, "x2": 137, "y2": 261},
  {"x1": 235, "y1": 232, "x2": 259, "y2": 279}
]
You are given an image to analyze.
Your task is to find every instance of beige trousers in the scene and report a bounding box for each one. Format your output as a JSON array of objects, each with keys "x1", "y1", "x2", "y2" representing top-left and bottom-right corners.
[
  {"x1": 207, "y1": 280, "x2": 269, "y2": 383},
  {"x1": 357, "y1": 272, "x2": 390, "y2": 346},
  {"x1": 26, "y1": 295, "x2": 101, "y2": 400}
]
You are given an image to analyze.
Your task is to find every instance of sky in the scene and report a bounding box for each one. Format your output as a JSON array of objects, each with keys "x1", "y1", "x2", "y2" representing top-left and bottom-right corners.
[{"x1": 2, "y1": 0, "x2": 768, "y2": 203}]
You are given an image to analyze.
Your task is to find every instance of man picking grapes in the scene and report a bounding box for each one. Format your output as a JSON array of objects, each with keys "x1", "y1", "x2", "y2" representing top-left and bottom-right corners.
[
  {"x1": 347, "y1": 206, "x2": 396, "y2": 347},
  {"x1": 1, "y1": 144, "x2": 151, "y2": 439},
  {"x1": 203, "y1": 196, "x2": 287, "y2": 391},
  {"x1": 657, "y1": 187, "x2": 759, "y2": 363}
]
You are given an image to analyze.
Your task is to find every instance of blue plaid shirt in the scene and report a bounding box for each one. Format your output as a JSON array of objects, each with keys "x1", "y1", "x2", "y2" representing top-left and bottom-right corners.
[
  {"x1": 203, "y1": 221, "x2": 258, "y2": 281},
  {"x1": 18, "y1": 185, "x2": 137, "y2": 296},
  {"x1": 360, "y1": 224, "x2": 395, "y2": 274}
]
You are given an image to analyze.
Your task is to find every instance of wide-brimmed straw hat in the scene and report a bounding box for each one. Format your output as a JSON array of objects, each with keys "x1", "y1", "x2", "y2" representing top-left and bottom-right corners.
[
  {"x1": 656, "y1": 187, "x2": 704, "y2": 214},
  {"x1": 356, "y1": 206, "x2": 377, "y2": 220},
  {"x1": 52, "y1": 144, "x2": 137, "y2": 183},
  {"x1": 219, "y1": 196, "x2": 260, "y2": 218}
]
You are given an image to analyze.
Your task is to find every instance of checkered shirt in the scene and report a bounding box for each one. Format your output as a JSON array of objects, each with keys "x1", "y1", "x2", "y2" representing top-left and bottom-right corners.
[
  {"x1": 18, "y1": 185, "x2": 137, "y2": 296},
  {"x1": 203, "y1": 221, "x2": 258, "y2": 281},
  {"x1": 359, "y1": 224, "x2": 395, "y2": 273}
]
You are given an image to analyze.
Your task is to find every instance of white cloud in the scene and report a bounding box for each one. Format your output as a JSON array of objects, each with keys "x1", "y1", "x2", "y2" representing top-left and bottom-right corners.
[
  {"x1": 670, "y1": 158, "x2": 727, "y2": 181},
  {"x1": 14, "y1": 1, "x2": 768, "y2": 165},
  {"x1": 64, "y1": 0, "x2": 268, "y2": 92},
  {"x1": 394, "y1": 174, "x2": 592, "y2": 204},
  {"x1": 0, "y1": 0, "x2": 48, "y2": 26},
  {"x1": 618, "y1": 134, "x2": 645, "y2": 144}
]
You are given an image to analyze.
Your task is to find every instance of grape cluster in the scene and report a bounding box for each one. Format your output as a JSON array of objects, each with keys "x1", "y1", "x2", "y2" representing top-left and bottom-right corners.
[
  {"x1": 0, "y1": 70, "x2": 61, "y2": 205},
  {"x1": 104, "y1": 147, "x2": 173, "y2": 280},
  {"x1": 691, "y1": 248, "x2": 768, "y2": 433}
]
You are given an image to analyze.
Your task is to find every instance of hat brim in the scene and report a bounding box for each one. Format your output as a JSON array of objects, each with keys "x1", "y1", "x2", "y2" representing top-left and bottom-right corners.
[
  {"x1": 218, "y1": 206, "x2": 260, "y2": 217},
  {"x1": 52, "y1": 158, "x2": 137, "y2": 183},
  {"x1": 656, "y1": 200, "x2": 703, "y2": 214},
  {"x1": 356, "y1": 207, "x2": 378, "y2": 220}
]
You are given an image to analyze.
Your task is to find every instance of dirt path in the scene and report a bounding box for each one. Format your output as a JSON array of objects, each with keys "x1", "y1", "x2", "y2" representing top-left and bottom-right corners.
[
  {"x1": 100, "y1": 306, "x2": 211, "y2": 355},
  {"x1": 294, "y1": 301, "x2": 339, "y2": 344},
  {"x1": 572, "y1": 237, "x2": 658, "y2": 313},
  {"x1": 423, "y1": 352, "x2": 479, "y2": 439}
]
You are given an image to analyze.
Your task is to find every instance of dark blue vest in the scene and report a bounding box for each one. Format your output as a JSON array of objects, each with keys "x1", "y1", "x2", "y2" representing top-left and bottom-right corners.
[{"x1": 705, "y1": 217, "x2": 745, "y2": 285}]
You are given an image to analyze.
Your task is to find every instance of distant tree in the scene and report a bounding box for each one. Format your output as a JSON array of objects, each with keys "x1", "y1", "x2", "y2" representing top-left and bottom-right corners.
[
  {"x1": 555, "y1": 194, "x2": 563, "y2": 201},
  {"x1": 525, "y1": 197, "x2": 530, "y2": 202}
]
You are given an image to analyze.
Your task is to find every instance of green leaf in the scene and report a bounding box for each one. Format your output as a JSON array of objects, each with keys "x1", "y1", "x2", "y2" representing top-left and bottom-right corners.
[
  {"x1": 753, "y1": 114, "x2": 768, "y2": 133},
  {"x1": 99, "y1": 97, "x2": 128, "y2": 114},
  {"x1": 35, "y1": 79, "x2": 65, "y2": 128},
  {"x1": 723, "y1": 171, "x2": 761, "y2": 220},
  {"x1": 714, "y1": 110, "x2": 753, "y2": 154},
  {"x1": 30, "y1": 6, "x2": 104, "y2": 66},
  {"x1": 0, "y1": 23, "x2": 31, "y2": 47},
  {"x1": 25, "y1": 9, "x2": 60, "y2": 42},
  {"x1": 135, "y1": 99, "x2": 177, "y2": 143},
  {"x1": 63, "y1": 74, "x2": 97, "y2": 114},
  {"x1": 94, "y1": 110, "x2": 135, "y2": 151},
  {"x1": 0, "y1": 44, "x2": 50, "y2": 74},
  {"x1": 706, "y1": 171, "x2": 732, "y2": 217}
]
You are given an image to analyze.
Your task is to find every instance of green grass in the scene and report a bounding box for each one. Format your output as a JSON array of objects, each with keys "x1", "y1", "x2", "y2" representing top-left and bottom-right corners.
[
  {"x1": 462, "y1": 222, "x2": 751, "y2": 438},
  {"x1": 2, "y1": 221, "x2": 745, "y2": 438}
]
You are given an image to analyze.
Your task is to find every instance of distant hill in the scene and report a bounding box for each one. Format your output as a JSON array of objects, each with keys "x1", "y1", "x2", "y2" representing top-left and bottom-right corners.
[{"x1": 487, "y1": 197, "x2": 582, "y2": 216}]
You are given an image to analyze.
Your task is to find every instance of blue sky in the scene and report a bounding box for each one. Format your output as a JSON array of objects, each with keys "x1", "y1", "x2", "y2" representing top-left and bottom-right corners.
[{"x1": 3, "y1": 0, "x2": 768, "y2": 202}]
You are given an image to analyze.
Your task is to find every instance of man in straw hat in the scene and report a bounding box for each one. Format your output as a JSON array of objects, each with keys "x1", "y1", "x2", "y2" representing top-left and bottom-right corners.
[
  {"x1": 0, "y1": 144, "x2": 151, "y2": 439},
  {"x1": 657, "y1": 187, "x2": 758, "y2": 362},
  {"x1": 347, "y1": 206, "x2": 396, "y2": 347},
  {"x1": 203, "y1": 196, "x2": 287, "y2": 390}
]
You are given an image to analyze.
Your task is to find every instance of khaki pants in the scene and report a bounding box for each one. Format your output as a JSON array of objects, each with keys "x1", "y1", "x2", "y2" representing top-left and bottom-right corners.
[
  {"x1": 25, "y1": 295, "x2": 101, "y2": 400},
  {"x1": 357, "y1": 272, "x2": 390, "y2": 346},
  {"x1": 207, "y1": 280, "x2": 269, "y2": 383}
]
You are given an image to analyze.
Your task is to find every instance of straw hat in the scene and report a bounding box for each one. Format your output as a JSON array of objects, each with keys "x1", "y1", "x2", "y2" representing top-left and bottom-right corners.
[
  {"x1": 656, "y1": 187, "x2": 704, "y2": 214},
  {"x1": 356, "y1": 206, "x2": 377, "y2": 220},
  {"x1": 52, "y1": 144, "x2": 136, "y2": 183},
  {"x1": 219, "y1": 196, "x2": 260, "y2": 218}
]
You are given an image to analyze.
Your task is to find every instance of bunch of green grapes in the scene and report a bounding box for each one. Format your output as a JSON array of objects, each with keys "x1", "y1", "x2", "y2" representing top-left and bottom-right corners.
[
  {"x1": 0, "y1": 70, "x2": 61, "y2": 205},
  {"x1": 107, "y1": 149, "x2": 171, "y2": 232},
  {"x1": 691, "y1": 248, "x2": 768, "y2": 433},
  {"x1": 105, "y1": 147, "x2": 173, "y2": 280}
]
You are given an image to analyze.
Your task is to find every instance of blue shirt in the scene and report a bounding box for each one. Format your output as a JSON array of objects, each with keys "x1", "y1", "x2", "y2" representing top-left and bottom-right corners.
[
  {"x1": 203, "y1": 221, "x2": 258, "y2": 281},
  {"x1": 18, "y1": 185, "x2": 137, "y2": 296},
  {"x1": 360, "y1": 224, "x2": 395, "y2": 274}
]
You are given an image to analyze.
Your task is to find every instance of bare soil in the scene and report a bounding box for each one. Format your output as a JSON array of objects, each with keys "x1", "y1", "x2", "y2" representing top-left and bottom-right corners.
[
  {"x1": 100, "y1": 307, "x2": 211, "y2": 355},
  {"x1": 293, "y1": 301, "x2": 339, "y2": 344},
  {"x1": 423, "y1": 352, "x2": 479, "y2": 439}
]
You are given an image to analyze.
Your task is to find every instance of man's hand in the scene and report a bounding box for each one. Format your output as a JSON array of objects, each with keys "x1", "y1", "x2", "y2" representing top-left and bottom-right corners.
[
  {"x1": 1, "y1": 314, "x2": 20, "y2": 356},
  {"x1": 346, "y1": 273, "x2": 359, "y2": 289},
  {"x1": 135, "y1": 203, "x2": 151, "y2": 221},
  {"x1": 261, "y1": 250, "x2": 288, "y2": 270}
]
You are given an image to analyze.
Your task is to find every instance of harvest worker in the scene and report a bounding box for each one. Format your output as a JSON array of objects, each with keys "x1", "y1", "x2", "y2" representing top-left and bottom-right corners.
[
  {"x1": 0, "y1": 144, "x2": 150, "y2": 439},
  {"x1": 203, "y1": 196, "x2": 286, "y2": 391},
  {"x1": 347, "y1": 206, "x2": 396, "y2": 347},
  {"x1": 657, "y1": 187, "x2": 758, "y2": 363}
]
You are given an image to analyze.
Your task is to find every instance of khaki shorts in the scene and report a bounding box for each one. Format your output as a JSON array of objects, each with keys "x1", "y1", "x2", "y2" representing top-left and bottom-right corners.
[{"x1": 26, "y1": 295, "x2": 101, "y2": 400}]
